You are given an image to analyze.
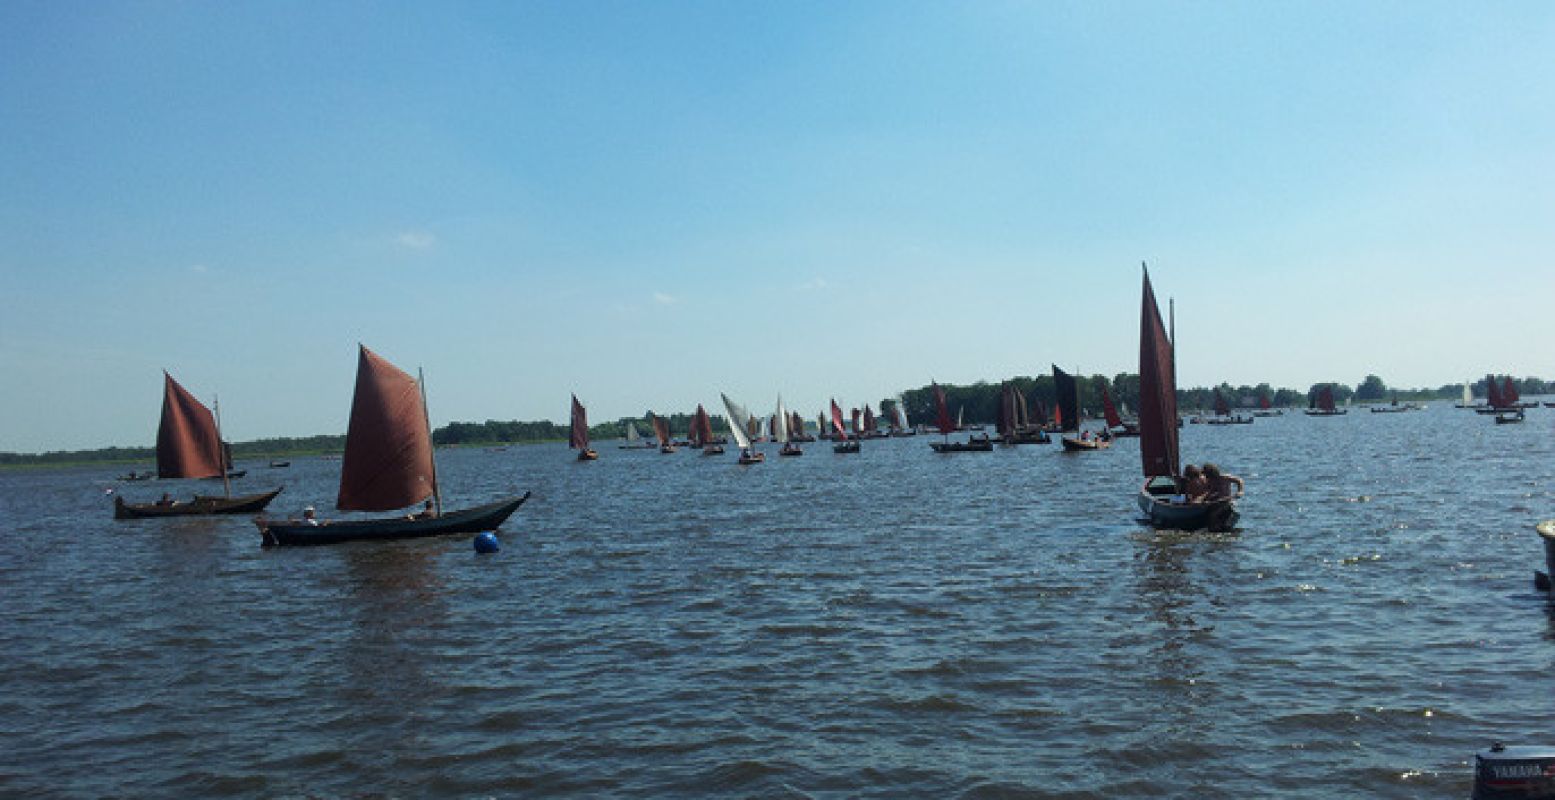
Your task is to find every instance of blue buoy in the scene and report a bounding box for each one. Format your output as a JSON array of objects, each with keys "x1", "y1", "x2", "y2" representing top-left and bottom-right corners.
[{"x1": 474, "y1": 532, "x2": 500, "y2": 554}]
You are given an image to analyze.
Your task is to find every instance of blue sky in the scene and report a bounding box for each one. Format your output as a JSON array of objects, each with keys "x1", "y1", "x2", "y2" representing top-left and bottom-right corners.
[{"x1": 3, "y1": 2, "x2": 1552, "y2": 452}]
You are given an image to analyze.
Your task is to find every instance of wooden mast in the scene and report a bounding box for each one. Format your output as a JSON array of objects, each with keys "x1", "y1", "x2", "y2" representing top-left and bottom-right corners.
[
  {"x1": 418, "y1": 367, "x2": 443, "y2": 516},
  {"x1": 213, "y1": 394, "x2": 231, "y2": 499}
]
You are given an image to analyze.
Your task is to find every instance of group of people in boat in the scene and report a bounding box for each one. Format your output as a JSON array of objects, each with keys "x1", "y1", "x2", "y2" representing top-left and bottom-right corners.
[
  {"x1": 293, "y1": 499, "x2": 438, "y2": 526},
  {"x1": 1178, "y1": 463, "x2": 1244, "y2": 503}
]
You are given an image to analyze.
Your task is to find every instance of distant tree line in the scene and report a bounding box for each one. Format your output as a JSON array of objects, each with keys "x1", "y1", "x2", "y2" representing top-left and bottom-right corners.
[{"x1": 6, "y1": 374, "x2": 1548, "y2": 466}]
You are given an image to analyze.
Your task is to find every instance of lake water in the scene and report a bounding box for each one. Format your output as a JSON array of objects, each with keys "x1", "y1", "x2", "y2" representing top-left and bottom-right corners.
[{"x1": 3, "y1": 405, "x2": 1554, "y2": 797}]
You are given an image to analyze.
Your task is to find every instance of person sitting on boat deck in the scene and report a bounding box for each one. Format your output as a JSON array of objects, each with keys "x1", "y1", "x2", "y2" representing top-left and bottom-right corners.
[
  {"x1": 1180, "y1": 465, "x2": 1209, "y2": 502},
  {"x1": 302, "y1": 506, "x2": 320, "y2": 526},
  {"x1": 1201, "y1": 463, "x2": 1244, "y2": 501},
  {"x1": 156, "y1": 492, "x2": 175, "y2": 507},
  {"x1": 409, "y1": 500, "x2": 435, "y2": 520}
]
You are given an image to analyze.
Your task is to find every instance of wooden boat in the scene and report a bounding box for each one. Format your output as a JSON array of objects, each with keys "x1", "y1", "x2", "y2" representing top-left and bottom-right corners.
[
  {"x1": 1495, "y1": 410, "x2": 1526, "y2": 424},
  {"x1": 687, "y1": 404, "x2": 722, "y2": 454},
  {"x1": 721, "y1": 392, "x2": 765, "y2": 464},
  {"x1": 996, "y1": 382, "x2": 1051, "y2": 444},
  {"x1": 1102, "y1": 387, "x2": 1139, "y2": 437},
  {"x1": 773, "y1": 395, "x2": 802, "y2": 455},
  {"x1": 1135, "y1": 266, "x2": 1240, "y2": 532},
  {"x1": 115, "y1": 372, "x2": 282, "y2": 519},
  {"x1": 1534, "y1": 521, "x2": 1555, "y2": 595},
  {"x1": 254, "y1": 345, "x2": 528, "y2": 546},
  {"x1": 1305, "y1": 385, "x2": 1347, "y2": 416},
  {"x1": 829, "y1": 399, "x2": 859, "y2": 453},
  {"x1": 1061, "y1": 434, "x2": 1111, "y2": 451},
  {"x1": 1251, "y1": 392, "x2": 1282, "y2": 417},
  {"x1": 928, "y1": 382, "x2": 994, "y2": 452},
  {"x1": 570, "y1": 394, "x2": 599, "y2": 461},
  {"x1": 618, "y1": 420, "x2": 656, "y2": 448},
  {"x1": 651, "y1": 413, "x2": 677, "y2": 453},
  {"x1": 268, "y1": 460, "x2": 291, "y2": 468},
  {"x1": 1205, "y1": 389, "x2": 1253, "y2": 424}
]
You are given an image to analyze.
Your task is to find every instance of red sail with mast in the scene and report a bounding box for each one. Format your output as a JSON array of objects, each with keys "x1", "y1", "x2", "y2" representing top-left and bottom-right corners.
[
  {"x1": 690, "y1": 404, "x2": 714, "y2": 447},
  {"x1": 831, "y1": 399, "x2": 849, "y2": 440},
  {"x1": 157, "y1": 372, "x2": 225, "y2": 480},
  {"x1": 1315, "y1": 385, "x2": 1337, "y2": 412},
  {"x1": 338, "y1": 345, "x2": 437, "y2": 512},
  {"x1": 1102, "y1": 387, "x2": 1124, "y2": 429},
  {"x1": 1504, "y1": 377, "x2": 1520, "y2": 405},
  {"x1": 651, "y1": 413, "x2": 672, "y2": 446},
  {"x1": 1485, "y1": 374, "x2": 1504, "y2": 408},
  {"x1": 1052, "y1": 365, "x2": 1079, "y2": 433},
  {"x1": 863, "y1": 406, "x2": 877, "y2": 434},
  {"x1": 569, "y1": 395, "x2": 590, "y2": 451},
  {"x1": 932, "y1": 382, "x2": 956, "y2": 435},
  {"x1": 1213, "y1": 389, "x2": 1231, "y2": 416},
  {"x1": 1138, "y1": 268, "x2": 1180, "y2": 478}
]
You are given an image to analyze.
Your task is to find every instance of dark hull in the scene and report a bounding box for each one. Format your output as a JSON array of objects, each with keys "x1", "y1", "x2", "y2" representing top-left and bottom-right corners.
[
  {"x1": 1304, "y1": 409, "x2": 1347, "y2": 416},
  {"x1": 258, "y1": 493, "x2": 530, "y2": 546},
  {"x1": 1495, "y1": 413, "x2": 1525, "y2": 424},
  {"x1": 1060, "y1": 437, "x2": 1110, "y2": 451},
  {"x1": 1138, "y1": 481, "x2": 1238, "y2": 532},
  {"x1": 930, "y1": 439, "x2": 993, "y2": 452},
  {"x1": 115, "y1": 488, "x2": 283, "y2": 520},
  {"x1": 833, "y1": 441, "x2": 860, "y2": 454}
]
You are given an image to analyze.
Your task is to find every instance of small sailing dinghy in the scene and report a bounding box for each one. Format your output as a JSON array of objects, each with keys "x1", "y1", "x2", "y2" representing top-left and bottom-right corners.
[
  {"x1": 721, "y1": 393, "x2": 765, "y2": 464},
  {"x1": 775, "y1": 395, "x2": 802, "y2": 456},
  {"x1": 115, "y1": 372, "x2": 282, "y2": 519},
  {"x1": 571, "y1": 394, "x2": 599, "y2": 460},
  {"x1": 1135, "y1": 266, "x2": 1240, "y2": 532},
  {"x1": 619, "y1": 420, "x2": 657, "y2": 448},
  {"x1": 689, "y1": 404, "x2": 723, "y2": 454},
  {"x1": 651, "y1": 413, "x2": 677, "y2": 453},
  {"x1": 831, "y1": 399, "x2": 859, "y2": 453},
  {"x1": 1304, "y1": 384, "x2": 1347, "y2": 416},
  {"x1": 929, "y1": 382, "x2": 992, "y2": 452},
  {"x1": 1055, "y1": 366, "x2": 1107, "y2": 450},
  {"x1": 255, "y1": 345, "x2": 528, "y2": 546}
]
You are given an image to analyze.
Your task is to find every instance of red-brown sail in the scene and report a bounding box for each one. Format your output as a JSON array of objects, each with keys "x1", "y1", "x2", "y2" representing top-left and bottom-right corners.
[
  {"x1": 1259, "y1": 392, "x2": 1272, "y2": 410},
  {"x1": 157, "y1": 372, "x2": 225, "y2": 480},
  {"x1": 651, "y1": 413, "x2": 672, "y2": 445},
  {"x1": 863, "y1": 406, "x2": 877, "y2": 433},
  {"x1": 831, "y1": 399, "x2": 849, "y2": 440},
  {"x1": 1504, "y1": 376, "x2": 1520, "y2": 405},
  {"x1": 569, "y1": 394, "x2": 590, "y2": 450},
  {"x1": 337, "y1": 345, "x2": 436, "y2": 512},
  {"x1": 1485, "y1": 374, "x2": 1504, "y2": 408},
  {"x1": 791, "y1": 411, "x2": 806, "y2": 438},
  {"x1": 1315, "y1": 385, "x2": 1337, "y2": 412},
  {"x1": 932, "y1": 383, "x2": 955, "y2": 435},
  {"x1": 690, "y1": 404, "x2": 714, "y2": 447},
  {"x1": 851, "y1": 408, "x2": 862, "y2": 435},
  {"x1": 1213, "y1": 389, "x2": 1231, "y2": 416},
  {"x1": 1102, "y1": 387, "x2": 1123, "y2": 429},
  {"x1": 1138, "y1": 268, "x2": 1180, "y2": 478}
]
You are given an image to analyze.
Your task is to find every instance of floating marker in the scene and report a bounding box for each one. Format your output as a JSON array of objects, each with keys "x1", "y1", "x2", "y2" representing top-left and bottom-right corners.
[{"x1": 474, "y1": 532, "x2": 500, "y2": 554}]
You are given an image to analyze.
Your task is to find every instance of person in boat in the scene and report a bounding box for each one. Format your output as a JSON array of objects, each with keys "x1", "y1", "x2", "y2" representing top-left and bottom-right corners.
[
  {"x1": 408, "y1": 500, "x2": 436, "y2": 520},
  {"x1": 1201, "y1": 463, "x2": 1244, "y2": 502},
  {"x1": 302, "y1": 506, "x2": 320, "y2": 526},
  {"x1": 1180, "y1": 465, "x2": 1209, "y2": 502},
  {"x1": 156, "y1": 492, "x2": 175, "y2": 507}
]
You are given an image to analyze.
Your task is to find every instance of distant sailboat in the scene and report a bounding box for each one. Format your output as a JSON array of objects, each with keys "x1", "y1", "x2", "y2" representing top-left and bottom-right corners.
[
  {"x1": 255, "y1": 345, "x2": 529, "y2": 546},
  {"x1": 690, "y1": 404, "x2": 723, "y2": 454},
  {"x1": 620, "y1": 420, "x2": 656, "y2": 449},
  {"x1": 1055, "y1": 365, "x2": 1106, "y2": 450},
  {"x1": 1456, "y1": 381, "x2": 1476, "y2": 409},
  {"x1": 651, "y1": 413, "x2": 677, "y2": 453},
  {"x1": 929, "y1": 382, "x2": 992, "y2": 452},
  {"x1": 1305, "y1": 384, "x2": 1346, "y2": 416},
  {"x1": 721, "y1": 393, "x2": 764, "y2": 464},
  {"x1": 1102, "y1": 386, "x2": 1138, "y2": 436},
  {"x1": 776, "y1": 395, "x2": 801, "y2": 456},
  {"x1": 570, "y1": 394, "x2": 599, "y2": 460},
  {"x1": 831, "y1": 398, "x2": 859, "y2": 453},
  {"x1": 114, "y1": 372, "x2": 283, "y2": 519}
]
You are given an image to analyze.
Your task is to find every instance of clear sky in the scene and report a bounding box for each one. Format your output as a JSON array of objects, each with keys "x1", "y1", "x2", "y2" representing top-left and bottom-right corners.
[{"x1": 3, "y1": 1, "x2": 1552, "y2": 453}]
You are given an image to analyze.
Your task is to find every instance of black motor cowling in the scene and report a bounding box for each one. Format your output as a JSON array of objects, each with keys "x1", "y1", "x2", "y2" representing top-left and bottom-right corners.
[{"x1": 1473, "y1": 743, "x2": 1555, "y2": 799}]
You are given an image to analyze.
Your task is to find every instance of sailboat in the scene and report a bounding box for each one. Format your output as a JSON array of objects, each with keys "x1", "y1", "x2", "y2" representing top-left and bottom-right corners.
[
  {"x1": 776, "y1": 395, "x2": 802, "y2": 456},
  {"x1": 860, "y1": 405, "x2": 883, "y2": 439},
  {"x1": 114, "y1": 372, "x2": 283, "y2": 519},
  {"x1": 1204, "y1": 388, "x2": 1253, "y2": 425},
  {"x1": 651, "y1": 413, "x2": 677, "y2": 453},
  {"x1": 1102, "y1": 386, "x2": 1139, "y2": 437},
  {"x1": 998, "y1": 382, "x2": 1050, "y2": 444},
  {"x1": 1252, "y1": 391, "x2": 1282, "y2": 417},
  {"x1": 690, "y1": 404, "x2": 723, "y2": 454},
  {"x1": 1136, "y1": 266, "x2": 1240, "y2": 531},
  {"x1": 619, "y1": 419, "x2": 656, "y2": 449},
  {"x1": 570, "y1": 394, "x2": 598, "y2": 461},
  {"x1": 1456, "y1": 381, "x2": 1477, "y2": 409},
  {"x1": 831, "y1": 399, "x2": 859, "y2": 453},
  {"x1": 255, "y1": 345, "x2": 529, "y2": 546},
  {"x1": 1056, "y1": 365, "x2": 1108, "y2": 451},
  {"x1": 929, "y1": 382, "x2": 992, "y2": 452},
  {"x1": 1304, "y1": 384, "x2": 1347, "y2": 416},
  {"x1": 721, "y1": 392, "x2": 764, "y2": 464},
  {"x1": 889, "y1": 397, "x2": 916, "y2": 437}
]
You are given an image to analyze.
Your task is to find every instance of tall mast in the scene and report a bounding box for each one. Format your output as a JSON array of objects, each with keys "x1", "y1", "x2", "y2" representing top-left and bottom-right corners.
[
  {"x1": 419, "y1": 368, "x2": 443, "y2": 515},
  {"x1": 213, "y1": 394, "x2": 231, "y2": 499}
]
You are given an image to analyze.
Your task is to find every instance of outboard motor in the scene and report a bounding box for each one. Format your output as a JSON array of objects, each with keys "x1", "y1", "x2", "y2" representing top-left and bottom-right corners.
[
  {"x1": 1473, "y1": 742, "x2": 1555, "y2": 799},
  {"x1": 1536, "y1": 522, "x2": 1555, "y2": 593}
]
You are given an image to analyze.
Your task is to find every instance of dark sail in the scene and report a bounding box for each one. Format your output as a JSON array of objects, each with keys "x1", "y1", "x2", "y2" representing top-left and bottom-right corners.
[
  {"x1": 1138, "y1": 268, "x2": 1179, "y2": 478},
  {"x1": 1259, "y1": 392, "x2": 1271, "y2": 410},
  {"x1": 1052, "y1": 365, "x2": 1079, "y2": 433},
  {"x1": 996, "y1": 384, "x2": 1012, "y2": 437},
  {"x1": 1102, "y1": 387, "x2": 1123, "y2": 429},
  {"x1": 651, "y1": 413, "x2": 672, "y2": 445},
  {"x1": 1213, "y1": 389, "x2": 1230, "y2": 416},
  {"x1": 569, "y1": 394, "x2": 590, "y2": 450},
  {"x1": 863, "y1": 406, "x2": 877, "y2": 433},
  {"x1": 850, "y1": 407, "x2": 862, "y2": 436},
  {"x1": 932, "y1": 382, "x2": 955, "y2": 435},
  {"x1": 156, "y1": 372, "x2": 225, "y2": 480},
  {"x1": 1504, "y1": 376, "x2": 1520, "y2": 405},
  {"x1": 338, "y1": 345, "x2": 436, "y2": 512},
  {"x1": 690, "y1": 404, "x2": 713, "y2": 447},
  {"x1": 1485, "y1": 374, "x2": 1504, "y2": 408},
  {"x1": 1316, "y1": 385, "x2": 1337, "y2": 412}
]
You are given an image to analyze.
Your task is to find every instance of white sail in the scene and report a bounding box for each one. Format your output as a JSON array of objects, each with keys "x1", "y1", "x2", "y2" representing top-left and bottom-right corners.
[
  {"x1": 721, "y1": 393, "x2": 752, "y2": 450},
  {"x1": 1462, "y1": 382, "x2": 1473, "y2": 405},
  {"x1": 774, "y1": 395, "x2": 789, "y2": 444},
  {"x1": 625, "y1": 420, "x2": 640, "y2": 441},
  {"x1": 956, "y1": 405, "x2": 964, "y2": 429},
  {"x1": 897, "y1": 396, "x2": 910, "y2": 429}
]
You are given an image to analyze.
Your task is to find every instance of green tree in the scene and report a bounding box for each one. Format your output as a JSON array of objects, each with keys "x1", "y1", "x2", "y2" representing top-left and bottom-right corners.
[{"x1": 1355, "y1": 374, "x2": 1388, "y2": 401}]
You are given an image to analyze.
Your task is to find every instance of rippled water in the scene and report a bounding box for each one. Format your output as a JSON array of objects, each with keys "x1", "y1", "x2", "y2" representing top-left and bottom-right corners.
[{"x1": 4, "y1": 406, "x2": 1554, "y2": 797}]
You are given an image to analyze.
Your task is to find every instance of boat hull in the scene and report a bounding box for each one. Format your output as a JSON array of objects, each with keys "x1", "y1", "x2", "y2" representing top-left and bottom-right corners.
[
  {"x1": 1061, "y1": 436, "x2": 1110, "y2": 451},
  {"x1": 115, "y1": 488, "x2": 284, "y2": 519},
  {"x1": 257, "y1": 493, "x2": 530, "y2": 546},
  {"x1": 1138, "y1": 483, "x2": 1238, "y2": 532},
  {"x1": 832, "y1": 441, "x2": 860, "y2": 454},
  {"x1": 929, "y1": 439, "x2": 993, "y2": 452}
]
